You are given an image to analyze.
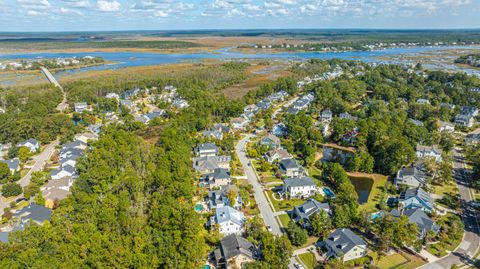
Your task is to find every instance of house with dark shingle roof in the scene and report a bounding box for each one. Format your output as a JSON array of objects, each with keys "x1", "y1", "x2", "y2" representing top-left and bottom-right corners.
[
  {"x1": 416, "y1": 144, "x2": 442, "y2": 162},
  {"x1": 391, "y1": 208, "x2": 439, "y2": 239},
  {"x1": 0, "y1": 158, "x2": 20, "y2": 174},
  {"x1": 17, "y1": 138, "x2": 40, "y2": 152},
  {"x1": 399, "y1": 187, "x2": 434, "y2": 213},
  {"x1": 214, "y1": 234, "x2": 256, "y2": 269},
  {"x1": 291, "y1": 198, "x2": 330, "y2": 228},
  {"x1": 195, "y1": 143, "x2": 219, "y2": 157},
  {"x1": 322, "y1": 228, "x2": 367, "y2": 262},
  {"x1": 13, "y1": 203, "x2": 52, "y2": 226},
  {"x1": 395, "y1": 165, "x2": 427, "y2": 188},
  {"x1": 208, "y1": 185, "x2": 242, "y2": 211},
  {"x1": 278, "y1": 158, "x2": 305, "y2": 178},
  {"x1": 193, "y1": 155, "x2": 231, "y2": 174},
  {"x1": 201, "y1": 168, "x2": 231, "y2": 189}
]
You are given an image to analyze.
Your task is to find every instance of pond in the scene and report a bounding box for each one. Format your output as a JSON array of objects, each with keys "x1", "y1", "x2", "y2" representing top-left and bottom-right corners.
[{"x1": 349, "y1": 176, "x2": 374, "y2": 204}]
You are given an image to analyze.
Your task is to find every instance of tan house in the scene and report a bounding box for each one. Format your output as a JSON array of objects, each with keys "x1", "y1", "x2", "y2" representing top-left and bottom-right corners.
[{"x1": 214, "y1": 234, "x2": 256, "y2": 269}]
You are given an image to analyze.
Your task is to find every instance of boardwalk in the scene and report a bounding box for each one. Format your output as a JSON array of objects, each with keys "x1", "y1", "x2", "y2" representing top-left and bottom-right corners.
[{"x1": 40, "y1": 67, "x2": 68, "y2": 111}]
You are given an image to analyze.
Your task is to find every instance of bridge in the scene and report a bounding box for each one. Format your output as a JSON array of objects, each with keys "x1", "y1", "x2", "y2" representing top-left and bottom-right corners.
[
  {"x1": 40, "y1": 67, "x2": 68, "y2": 111},
  {"x1": 40, "y1": 67, "x2": 63, "y2": 90}
]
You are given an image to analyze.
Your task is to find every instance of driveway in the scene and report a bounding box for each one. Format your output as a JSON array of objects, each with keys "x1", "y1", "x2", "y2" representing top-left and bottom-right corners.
[
  {"x1": 419, "y1": 149, "x2": 479, "y2": 268},
  {"x1": 236, "y1": 134, "x2": 282, "y2": 235},
  {"x1": 0, "y1": 140, "x2": 59, "y2": 212}
]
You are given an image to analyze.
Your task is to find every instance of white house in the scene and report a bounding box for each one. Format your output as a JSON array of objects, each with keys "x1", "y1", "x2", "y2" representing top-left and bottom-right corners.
[
  {"x1": 74, "y1": 102, "x2": 88, "y2": 113},
  {"x1": 195, "y1": 143, "x2": 219, "y2": 157},
  {"x1": 17, "y1": 139, "x2": 40, "y2": 153},
  {"x1": 283, "y1": 177, "x2": 317, "y2": 199},
  {"x1": 230, "y1": 117, "x2": 249, "y2": 130},
  {"x1": 323, "y1": 228, "x2": 367, "y2": 262},
  {"x1": 212, "y1": 206, "x2": 245, "y2": 235},
  {"x1": 395, "y1": 165, "x2": 427, "y2": 188},
  {"x1": 416, "y1": 144, "x2": 442, "y2": 162},
  {"x1": 438, "y1": 121, "x2": 455, "y2": 133}
]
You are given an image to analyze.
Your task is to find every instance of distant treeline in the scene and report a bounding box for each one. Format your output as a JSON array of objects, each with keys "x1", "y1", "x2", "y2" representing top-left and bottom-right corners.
[
  {"x1": 455, "y1": 54, "x2": 480, "y2": 68},
  {"x1": 0, "y1": 40, "x2": 203, "y2": 50}
]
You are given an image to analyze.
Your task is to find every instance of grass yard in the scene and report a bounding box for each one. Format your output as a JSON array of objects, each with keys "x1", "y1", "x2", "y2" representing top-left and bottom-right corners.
[
  {"x1": 433, "y1": 182, "x2": 458, "y2": 197},
  {"x1": 265, "y1": 190, "x2": 305, "y2": 212},
  {"x1": 294, "y1": 236, "x2": 319, "y2": 250},
  {"x1": 298, "y1": 252, "x2": 317, "y2": 269},
  {"x1": 307, "y1": 166, "x2": 324, "y2": 187},
  {"x1": 278, "y1": 213, "x2": 291, "y2": 227},
  {"x1": 20, "y1": 169, "x2": 29, "y2": 178},
  {"x1": 372, "y1": 251, "x2": 426, "y2": 269},
  {"x1": 347, "y1": 172, "x2": 388, "y2": 212}
]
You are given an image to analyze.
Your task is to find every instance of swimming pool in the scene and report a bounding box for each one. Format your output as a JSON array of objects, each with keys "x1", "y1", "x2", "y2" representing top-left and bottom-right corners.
[
  {"x1": 371, "y1": 212, "x2": 384, "y2": 220},
  {"x1": 323, "y1": 187, "x2": 336, "y2": 198},
  {"x1": 194, "y1": 204, "x2": 203, "y2": 212}
]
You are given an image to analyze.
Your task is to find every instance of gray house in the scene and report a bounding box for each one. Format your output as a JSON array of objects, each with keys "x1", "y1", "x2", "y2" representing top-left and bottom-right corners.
[
  {"x1": 278, "y1": 158, "x2": 305, "y2": 178},
  {"x1": 322, "y1": 228, "x2": 368, "y2": 262},
  {"x1": 195, "y1": 143, "x2": 219, "y2": 157},
  {"x1": 395, "y1": 165, "x2": 427, "y2": 188},
  {"x1": 193, "y1": 155, "x2": 231, "y2": 174},
  {"x1": 214, "y1": 234, "x2": 256, "y2": 269},
  {"x1": 291, "y1": 199, "x2": 330, "y2": 228},
  {"x1": 0, "y1": 158, "x2": 20, "y2": 174},
  {"x1": 391, "y1": 208, "x2": 440, "y2": 238},
  {"x1": 399, "y1": 187, "x2": 434, "y2": 213}
]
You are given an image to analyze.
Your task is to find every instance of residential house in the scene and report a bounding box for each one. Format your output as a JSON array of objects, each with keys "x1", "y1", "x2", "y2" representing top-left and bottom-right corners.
[
  {"x1": 283, "y1": 177, "x2": 317, "y2": 199},
  {"x1": 465, "y1": 132, "x2": 480, "y2": 146},
  {"x1": 416, "y1": 144, "x2": 442, "y2": 162},
  {"x1": 74, "y1": 102, "x2": 88, "y2": 113},
  {"x1": 322, "y1": 228, "x2": 368, "y2": 262},
  {"x1": 410, "y1": 119, "x2": 424, "y2": 127},
  {"x1": 204, "y1": 124, "x2": 231, "y2": 140},
  {"x1": 256, "y1": 100, "x2": 271, "y2": 110},
  {"x1": 395, "y1": 165, "x2": 427, "y2": 188},
  {"x1": 455, "y1": 114, "x2": 475, "y2": 127},
  {"x1": 135, "y1": 112, "x2": 164, "y2": 125},
  {"x1": 286, "y1": 107, "x2": 300, "y2": 115},
  {"x1": 230, "y1": 117, "x2": 249, "y2": 130},
  {"x1": 416, "y1": 99, "x2": 430, "y2": 105},
  {"x1": 121, "y1": 88, "x2": 141, "y2": 99},
  {"x1": 399, "y1": 187, "x2": 434, "y2": 213},
  {"x1": 88, "y1": 124, "x2": 102, "y2": 136},
  {"x1": 50, "y1": 164, "x2": 77, "y2": 180},
  {"x1": 259, "y1": 134, "x2": 281, "y2": 149},
  {"x1": 339, "y1": 112, "x2": 358, "y2": 121},
  {"x1": 265, "y1": 148, "x2": 292, "y2": 163},
  {"x1": 460, "y1": 106, "x2": 479, "y2": 117},
  {"x1": 0, "y1": 159, "x2": 20, "y2": 174},
  {"x1": 193, "y1": 155, "x2": 231, "y2": 174},
  {"x1": 291, "y1": 198, "x2": 330, "y2": 228},
  {"x1": 62, "y1": 140, "x2": 87, "y2": 151},
  {"x1": 17, "y1": 138, "x2": 40, "y2": 152},
  {"x1": 172, "y1": 97, "x2": 189, "y2": 109},
  {"x1": 208, "y1": 185, "x2": 242, "y2": 211},
  {"x1": 211, "y1": 206, "x2": 246, "y2": 235},
  {"x1": 13, "y1": 203, "x2": 52, "y2": 226},
  {"x1": 438, "y1": 121, "x2": 455, "y2": 133},
  {"x1": 214, "y1": 234, "x2": 256, "y2": 269},
  {"x1": 320, "y1": 109, "x2": 333, "y2": 122},
  {"x1": 74, "y1": 132, "x2": 98, "y2": 144},
  {"x1": 195, "y1": 143, "x2": 219, "y2": 157},
  {"x1": 41, "y1": 177, "x2": 73, "y2": 208},
  {"x1": 119, "y1": 99, "x2": 135, "y2": 111},
  {"x1": 272, "y1": 123, "x2": 287, "y2": 137},
  {"x1": 202, "y1": 168, "x2": 231, "y2": 189},
  {"x1": 391, "y1": 208, "x2": 439, "y2": 239},
  {"x1": 243, "y1": 104, "x2": 259, "y2": 114},
  {"x1": 105, "y1": 92, "x2": 120, "y2": 100},
  {"x1": 278, "y1": 158, "x2": 305, "y2": 178},
  {"x1": 440, "y1": 103, "x2": 455, "y2": 110}
]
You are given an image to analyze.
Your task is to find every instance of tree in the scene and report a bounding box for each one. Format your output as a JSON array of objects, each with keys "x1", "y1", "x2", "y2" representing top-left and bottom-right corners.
[
  {"x1": 285, "y1": 221, "x2": 308, "y2": 246},
  {"x1": 1, "y1": 182, "x2": 22, "y2": 197},
  {"x1": 309, "y1": 210, "x2": 332, "y2": 239},
  {"x1": 0, "y1": 162, "x2": 10, "y2": 181},
  {"x1": 18, "y1": 146, "x2": 31, "y2": 163},
  {"x1": 258, "y1": 232, "x2": 292, "y2": 269},
  {"x1": 34, "y1": 192, "x2": 46, "y2": 206}
]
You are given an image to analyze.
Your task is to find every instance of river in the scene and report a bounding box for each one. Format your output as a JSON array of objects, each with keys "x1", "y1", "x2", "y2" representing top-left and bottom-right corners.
[{"x1": 0, "y1": 45, "x2": 479, "y2": 84}]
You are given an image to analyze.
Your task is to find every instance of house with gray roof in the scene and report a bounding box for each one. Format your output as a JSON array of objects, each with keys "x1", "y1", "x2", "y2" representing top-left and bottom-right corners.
[
  {"x1": 320, "y1": 109, "x2": 333, "y2": 122},
  {"x1": 193, "y1": 155, "x2": 231, "y2": 174},
  {"x1": 17, "y1": 138, "x2": 40, "y2": 152},
  {"x1": 214, "y1": 234, "x2": 256, "y2": 269},
  {"x1": 259, "y1": 134, "x2": 281, "y2": 149},
  {"x1": 195, "y1": 143, "x2": 219, "y2": 157},
  {"x1": 265, "y1": 148, "x2": 292, "y2": 163},
  {"x1": 278, "y1": 158, "x2": 305, "y2": 178},
  {"x1": 201, "y1": 168, "x2": 231, "y2": 189},
  {"x1": 416, "y1": 144, "x2": 442, "y2": 162},
  {"x1": 0, "y1": 158, "x2": 20, "y2": 174},
  {"x1": 399, "y1": 187, "x2": 434, "y2": 213},
  {"x1": 74, "y1": 102, "x2": 88, "y2": 113},
  {"x1": 322, "y1": 228, "x2": 367, "y2": 262},
  {"x1": 13, "y1": 203, "x2": 52, "y2": 226},
  {"x1": 392, "y1": 208, "x2": 439, "y2": 239},
  {"x1": 50, "y1": 164, "x2": 77, "y2": 180},
  {"x1": 208, "y1": 185, "x2": 242, "y2": 211},
  {"x1": 272, "y1": 123, "x2": 288, "y2": 137},
  {"x1": 395, "y1": 165, "x2": 427, "y2": 188},
  {"x1": 210, "y1": 206, "x2": 246, "y2": 235},
  {"x1": 291, "y1": 198, "x2": 330, "y2": 228},
  {"x1": 283, "y1": 177, "x2": 317, "y2": 199}
]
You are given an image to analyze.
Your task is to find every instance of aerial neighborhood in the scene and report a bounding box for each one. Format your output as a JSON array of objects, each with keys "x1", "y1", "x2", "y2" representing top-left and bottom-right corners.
[{"x1": 0, "y1": 56, "x2": 479, "y2": 269}]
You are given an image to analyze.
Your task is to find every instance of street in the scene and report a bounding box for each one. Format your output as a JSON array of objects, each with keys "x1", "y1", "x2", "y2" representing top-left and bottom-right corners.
[
  {"x1": 0, "y1": 140, "x2": 59, "y2": 212},
  {"x1": 420, "y1": 149, "x2": 479, "y2": 269},
  {"x1": 236, "y1": 134, "x2": 282, "y2": 235}
]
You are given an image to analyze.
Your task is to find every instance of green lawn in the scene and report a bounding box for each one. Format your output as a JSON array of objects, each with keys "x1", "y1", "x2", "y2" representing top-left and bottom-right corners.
[
  {"x1": 294, "y1": 236, "x2": 319, "y2": 250},
  {"x1": 298, "y1": 252, "x2": 317, "y2": 269},
  {"x1": 278, "y1": 213, "x2": 291, "y2": 227},
  {"x1": 433, "y1": 182, "x2": 458, "y2": 197},
  {"x1": 307, "y1": 166, "x2": 324, "y2": 187},
  {"x1": 372, "y1": 251, "x2": 426, "y2": 269},
  {"x1": 348, "y1": 173, "x2": 388, "y2": 212},
  {"x1": 265, "y1": 190, "x2": 305, "y2": 212},
  {"x1": 20, "y1": 169, "x2": 29, "y2": 178}
]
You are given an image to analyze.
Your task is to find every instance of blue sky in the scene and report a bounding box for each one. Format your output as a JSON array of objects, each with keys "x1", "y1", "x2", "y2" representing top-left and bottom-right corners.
[{"x1": 0, "y1": 0, "x2": 479, "y2": 31}]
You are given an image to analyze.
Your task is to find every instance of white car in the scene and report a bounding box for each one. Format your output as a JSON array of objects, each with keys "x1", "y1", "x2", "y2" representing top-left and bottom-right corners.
[{"x1": 294, "y1": 263, "x2": 305, "y2": 269}]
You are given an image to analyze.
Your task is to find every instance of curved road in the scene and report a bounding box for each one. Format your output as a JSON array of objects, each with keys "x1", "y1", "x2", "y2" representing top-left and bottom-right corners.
[{"x1": 420, "y1": 149, "x2": 479, "y2": 269}]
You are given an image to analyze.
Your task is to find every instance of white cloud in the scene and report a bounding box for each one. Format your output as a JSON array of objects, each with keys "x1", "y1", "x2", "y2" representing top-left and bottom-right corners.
[
  {"x1": 97, "y1": 0, "x2": 120, "y2": 12},
  {"x1": 154, "y1": 9, "x2": 170, "y2": 17},
  {"x1": 60, "y1": 0, "x2": 91, "y2": 8},
  {"x1": 58, "y1": 7, "x2": 83, "y2": 15}
]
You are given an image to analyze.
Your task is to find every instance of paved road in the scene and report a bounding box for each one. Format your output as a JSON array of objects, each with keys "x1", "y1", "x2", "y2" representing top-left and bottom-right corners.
[
  {"x1": 236, "y1": 134, "x2": 282, "y2": 235},
  {"x1": 272, "y1": 96, "x2": 298, "y2": 119},
  {"x1": 0, "y1": 140, "x2": 59, "y2": 212},
  {"x1": 420, "y1": 148, "x2": 479, "y2": 269}
]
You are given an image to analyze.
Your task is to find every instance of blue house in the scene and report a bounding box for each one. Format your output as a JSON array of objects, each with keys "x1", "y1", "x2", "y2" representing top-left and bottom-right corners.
[{"x1": 399, "y1": 187, "x2": 434, "y2": 213}]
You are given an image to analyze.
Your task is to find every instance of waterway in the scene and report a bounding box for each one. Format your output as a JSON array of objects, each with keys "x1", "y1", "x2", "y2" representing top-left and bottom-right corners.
[{"x1": 0, "y1": 45, "x2": 479, "y2": 85}]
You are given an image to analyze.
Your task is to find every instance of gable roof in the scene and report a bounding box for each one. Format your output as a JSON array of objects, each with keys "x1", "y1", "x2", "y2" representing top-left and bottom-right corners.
[
  {"x1": 13, "y1": 204, "x2": 52, "y2": 224},
  {"x1": 220, "y1": 234, "x2": 254, "y2": 261},
  {"x1": 400, "y1": 187, "x2": 434, "y2": 209},
  {"x1": 292, "y1": 199, "x2": 330, "y2": 221},
  {"x1": 284, "y1": 177, "x2": 316, "y2": 188},
  {"x1": 279, "y1": 158, "x2": 300, "y2": 170},
  {"x1": 0, "y1": 158, "x2": 19, "y2": 170},
  {"x1": 325, "y1": 228, "x2": 366, "y2": 255},
  {"x1": 216, "y1": 206, "x2": 245, "y2": 226},
  {"x1": 193, "y1": 155, "x2": 231, "y2": 172},
  {"x1": 402, "y1": 208, "x2": 440, "y2": 235},
  {"x1": 397, "y1": 166, "x2": 427, "y2": 185}
]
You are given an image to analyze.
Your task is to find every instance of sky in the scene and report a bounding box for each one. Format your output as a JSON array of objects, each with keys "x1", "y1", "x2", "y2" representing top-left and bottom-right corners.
[{"x1": 0, "y1": 0, "x2": 479, "y2": 32}]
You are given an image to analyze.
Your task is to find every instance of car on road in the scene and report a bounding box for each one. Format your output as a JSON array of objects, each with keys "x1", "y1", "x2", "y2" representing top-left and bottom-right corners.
[
  {"x1": 294, "y1": 263, "x2": 305, "y2": 269},
  {"x1": 267, "y1": 226, "x2": 272, "y2": 232}
]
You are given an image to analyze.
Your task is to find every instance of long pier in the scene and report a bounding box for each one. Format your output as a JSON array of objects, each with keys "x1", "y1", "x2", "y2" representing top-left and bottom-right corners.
[{"x1": 40, "y1": 67, "x2": 63, "y2": 89}]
